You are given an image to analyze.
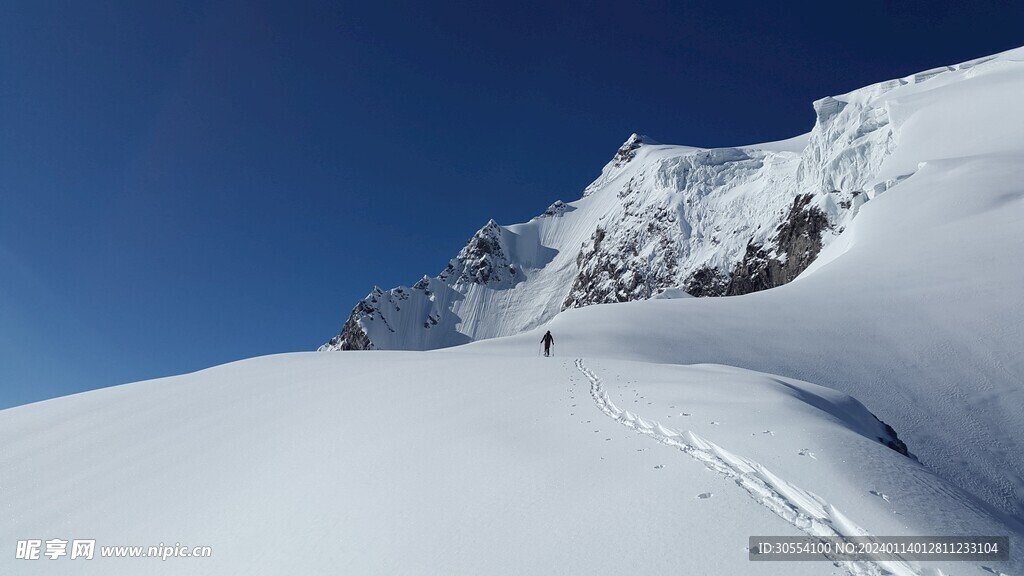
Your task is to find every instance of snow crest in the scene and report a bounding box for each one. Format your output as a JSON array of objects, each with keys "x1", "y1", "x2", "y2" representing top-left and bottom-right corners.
[{"x1": 321, "y1": 49, "x2": 1019, "y2": 352}]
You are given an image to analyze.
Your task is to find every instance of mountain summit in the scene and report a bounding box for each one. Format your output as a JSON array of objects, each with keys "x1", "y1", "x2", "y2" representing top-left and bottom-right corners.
[{"x1": 321, "y1": 48, "x2": 1016, "y2": 353}]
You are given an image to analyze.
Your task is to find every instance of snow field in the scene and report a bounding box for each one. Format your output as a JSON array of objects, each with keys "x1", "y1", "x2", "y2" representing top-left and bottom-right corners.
[{"x1": 3, "y1": 351, "x2": 1019, "y2": 574}]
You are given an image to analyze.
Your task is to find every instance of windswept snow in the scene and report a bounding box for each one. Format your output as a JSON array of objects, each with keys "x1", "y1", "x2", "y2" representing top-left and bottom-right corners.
[
  {"x1": 575, "y1": 358, "x2": 992, "y2": 576},
  {"x1": 2, "y1": 352, "x2": 1019, "y2": 575}
]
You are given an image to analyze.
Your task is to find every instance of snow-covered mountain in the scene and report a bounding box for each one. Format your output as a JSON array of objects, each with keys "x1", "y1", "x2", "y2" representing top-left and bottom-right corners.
[
  {"x1": 4, "y1": 46, "x2": 1024, "y2": 576},
  {"x1": 320, "y1": 50, "x2": 926, "y2": 351}
]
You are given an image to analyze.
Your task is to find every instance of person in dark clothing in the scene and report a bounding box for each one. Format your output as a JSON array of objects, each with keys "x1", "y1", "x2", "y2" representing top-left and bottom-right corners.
[{"x1": 541, "y1": 330, "x2": 554, "y2": 357}]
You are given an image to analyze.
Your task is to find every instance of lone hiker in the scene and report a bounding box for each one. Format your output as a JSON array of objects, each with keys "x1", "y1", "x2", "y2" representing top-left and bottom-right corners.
[{"x1": 541, "y1": 330, "x2": 554, "y2": 357}]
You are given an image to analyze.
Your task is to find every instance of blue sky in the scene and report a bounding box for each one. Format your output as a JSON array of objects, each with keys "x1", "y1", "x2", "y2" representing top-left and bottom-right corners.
[{"x1": 1, "y1": 0, "x2": 1021, "y2": 409}]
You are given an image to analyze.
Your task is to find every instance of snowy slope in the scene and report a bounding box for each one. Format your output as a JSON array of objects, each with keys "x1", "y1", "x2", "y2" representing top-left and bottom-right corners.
[
  {"x1": 317, "y1": 49, "x2": 1022, "y2": 353},
  {"x1": 316, "y1": 47, "x2": 1024, "y2": 527},
  {"x1": 465, "y1": 49, "x2": 1024, "y2": 520},
  {"x1": 2, "y1": 352, "x2": 1019, "y2": 575}
]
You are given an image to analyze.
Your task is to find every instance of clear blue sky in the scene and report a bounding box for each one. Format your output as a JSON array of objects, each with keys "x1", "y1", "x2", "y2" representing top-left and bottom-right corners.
[{"x1": 1, "y1": 0, "x2": 1021, "y2": 409}]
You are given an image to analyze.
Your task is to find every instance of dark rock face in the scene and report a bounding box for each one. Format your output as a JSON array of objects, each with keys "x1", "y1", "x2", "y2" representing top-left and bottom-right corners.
[
  {"x1": 562, "y1": 207, "x2": 680, "y2": 309},
  {"x1": 725, "y1": 243, "x2": 779, "y2": 295},
  {"x1": 726, "y1": 194, "x2": 830, "y2": 296},
  {"x1": 540, "y1": 200, "x2": 570, "y2": 218},
  {"x1": 322, "y1": 300, "x2": 376, "y2": 351},
  {"x1": 875, "y1": 416, "x2": 916, "y2": 459},
  {"x1": 412, "y1": 276, "x2": 431, "y2": 292},
  {"x1": 562, "y1": 227, "x2": 629, "y2": 308},
  {"x1": 683, "y1": 266, "x2": 730, "y2": 297},
  {"x1": 423, "y1": 312, "x2": 440, "y2": 329},
  {"x1": 564, "y1": 187, "x2": 832, "y2": 307},
  {"x1": 613, "y1": 134, "x2": 645, "y2": 167},
  {"x1": 439, "y1": 219, "x2": 515, "y2": 286}
]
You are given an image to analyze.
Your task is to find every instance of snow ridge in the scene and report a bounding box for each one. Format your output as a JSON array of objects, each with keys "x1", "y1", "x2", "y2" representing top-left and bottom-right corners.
[{"x1": 321, "y1": 48, "x2": 1020, "y2": 352}]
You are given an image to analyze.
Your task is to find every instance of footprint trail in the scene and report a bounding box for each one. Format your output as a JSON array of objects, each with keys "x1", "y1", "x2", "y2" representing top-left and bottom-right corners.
[{"x1": 575, "y1": 358, "x2": 922, "y2": 576}]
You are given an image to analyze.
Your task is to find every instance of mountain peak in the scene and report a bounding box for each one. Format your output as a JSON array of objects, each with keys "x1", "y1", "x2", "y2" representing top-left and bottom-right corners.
[
  {"x1": 623, "y1": 132, "x2": 658, "y2": 146},
  {"x1": 614, "y1": 133, "x2": 658, "y2": 167},
  {"x1": 321, "y1": 47, "x2": 1021, "y2": 360}
]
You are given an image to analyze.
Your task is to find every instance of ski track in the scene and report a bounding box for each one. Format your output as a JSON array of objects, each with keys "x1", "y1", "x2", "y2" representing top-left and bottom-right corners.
[{"x1": 574, "y1": 358, "x2": 924, "y2": 576}]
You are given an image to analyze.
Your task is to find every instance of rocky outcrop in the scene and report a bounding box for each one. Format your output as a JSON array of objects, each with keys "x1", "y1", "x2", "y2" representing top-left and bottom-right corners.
[
  {"x1": 562, "y1": 203, "x2": 681, "y2": 309},
  {"x1": 725, "y1": 194, "x2": 830, "y2": 295},
  {"x1": 540, "y1": 200, "x2": 569, "y2": 218},
  {"x1": 318, "y1": 295, "x2": 379, "y2": 351},
  {"x1": 581, "y1": 134, "x2": 660, "y2": 198},
  {"x1": 683, "y1": 266, "x2": 730, "y2": 297},
  {"x1": 613, "y1": 133, "x2": 646, "y2": 167},
  {"x1": 320, "y1": 218, "x2": 520, "y2": 351},
  {"x1": 876, "y1": 416, "x2": 915, "y2": 459},
  {"x1": 439, "y1": 219, "x2": 517, "y2": 286}
]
